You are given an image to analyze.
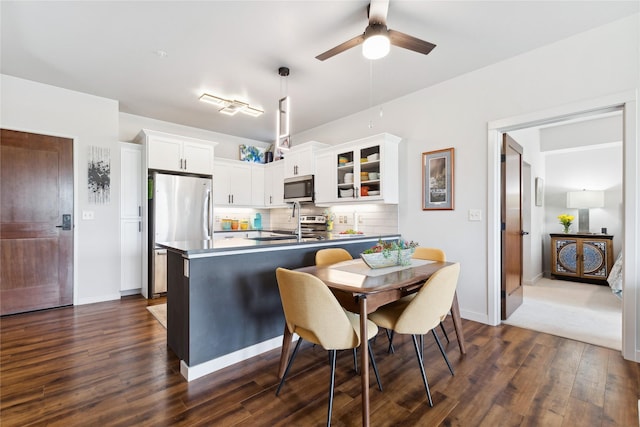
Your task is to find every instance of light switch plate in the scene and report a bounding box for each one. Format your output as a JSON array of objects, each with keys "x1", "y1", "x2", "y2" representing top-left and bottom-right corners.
[{"x1": 468, "y1": 209, "x2": 482, "y2": 221}]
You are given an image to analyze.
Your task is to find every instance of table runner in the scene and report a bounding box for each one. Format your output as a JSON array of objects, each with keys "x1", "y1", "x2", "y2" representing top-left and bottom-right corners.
[{"x1": 331, "y1": 258, "x2": 434, "y2": 277}]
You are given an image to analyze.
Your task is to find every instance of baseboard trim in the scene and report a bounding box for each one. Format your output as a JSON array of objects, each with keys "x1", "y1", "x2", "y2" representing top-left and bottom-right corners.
[
  {"x1": 180, "y1": 335, "x2": 293, "y2": 382},
  {"x1": 460, "y1": 309, "x2": 491, "y2": 325},
  {"x1": 77, "y1": 293, "x2": 121, "y2": 305}
]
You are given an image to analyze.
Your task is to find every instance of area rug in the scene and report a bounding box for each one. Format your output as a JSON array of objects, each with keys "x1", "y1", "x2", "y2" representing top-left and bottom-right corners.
[
  {"x1": 503, "y1": 279, "x2": 622, "y2": 350},
  {"x1": 147, "y1": 303, "x2": 167, "y2": 329}
]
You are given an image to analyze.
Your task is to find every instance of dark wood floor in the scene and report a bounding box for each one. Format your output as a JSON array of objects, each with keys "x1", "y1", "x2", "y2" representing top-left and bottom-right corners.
[{"x1": 1, "y1": 296, "x2": 638, "y2": 426}]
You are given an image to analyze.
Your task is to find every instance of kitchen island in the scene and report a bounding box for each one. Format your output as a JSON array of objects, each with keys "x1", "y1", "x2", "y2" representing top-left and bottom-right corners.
[{"x1": 158, "y1": 234, "x2": 400, "y2": 381}]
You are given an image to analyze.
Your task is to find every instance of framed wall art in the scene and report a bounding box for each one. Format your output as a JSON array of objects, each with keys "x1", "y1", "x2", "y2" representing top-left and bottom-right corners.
[
  {"x1": 535, "y1": 177, "x2": 544, "y2": 206},
  {"x1": 239, "y1": 144, "x2": 266, "y2": 163},
  {"x1": 422, "y1": 147, "x2": 454, "y2": 210}
]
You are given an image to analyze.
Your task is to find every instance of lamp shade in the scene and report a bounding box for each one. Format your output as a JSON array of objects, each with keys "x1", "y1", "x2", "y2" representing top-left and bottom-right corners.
[{"x1": 566, "y1": 190, "x2": 604, "y2": 208}]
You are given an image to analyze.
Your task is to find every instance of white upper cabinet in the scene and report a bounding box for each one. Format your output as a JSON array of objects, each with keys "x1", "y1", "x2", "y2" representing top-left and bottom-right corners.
[
  {"x1": 314, "y1": 151, "x2": 336, "y2": 204},
  {"x1": 264, "y1": 161, "x2": 286, "y2": 207},
  {"x1": 316, "y1": 133, "x2": 401, "y2": 205},
  {"x1": 213, "y1": 159, "x2": 252, "y2": 206},
  {"x1": 251, "y1": 164, "x2": 265, "y2": 206},
  {"x1": 137, "y1": 129, "x2": 216, "y2": 175},
  {"x1": 282, "y1": 141, "x2": 328, "y2": 178}
]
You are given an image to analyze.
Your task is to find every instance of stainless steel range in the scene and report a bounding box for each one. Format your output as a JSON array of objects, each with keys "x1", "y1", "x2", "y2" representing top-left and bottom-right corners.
[{"x1": 300, "y1": 215, "x2": 327, "y2": 237}]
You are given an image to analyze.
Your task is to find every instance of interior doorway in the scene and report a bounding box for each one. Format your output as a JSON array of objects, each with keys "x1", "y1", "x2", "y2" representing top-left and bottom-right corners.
[{"x1": 487, "y1": 92, "x2": 638, "y2": 362}]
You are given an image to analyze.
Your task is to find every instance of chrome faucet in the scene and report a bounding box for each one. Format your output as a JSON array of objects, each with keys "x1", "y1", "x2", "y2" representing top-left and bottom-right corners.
[{"x1": 290, "y1": 201, "x2": 302, "y2": 242}]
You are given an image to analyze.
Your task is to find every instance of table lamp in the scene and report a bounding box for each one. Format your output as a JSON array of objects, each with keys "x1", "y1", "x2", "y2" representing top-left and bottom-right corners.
[{"x1": 566, "y1": 190, "x2": 604, "y2": 233}]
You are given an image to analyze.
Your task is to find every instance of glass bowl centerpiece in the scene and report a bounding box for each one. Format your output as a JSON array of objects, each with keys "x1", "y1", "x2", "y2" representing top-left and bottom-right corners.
[{"x1": 361, "y1": 239, "x2": 419, "y2": 268}]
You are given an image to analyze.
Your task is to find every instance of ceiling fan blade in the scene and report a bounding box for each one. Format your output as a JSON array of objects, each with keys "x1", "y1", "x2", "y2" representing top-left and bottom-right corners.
[
  {"x1": 368, "y1": 0, "x2": 389, "y2": 25},
  {"x1": 388, "y1": 29, "x2": 436, "y2": 56},
  {"x1": 315, "y1": 34, "x2": 365, "y2": 61}
]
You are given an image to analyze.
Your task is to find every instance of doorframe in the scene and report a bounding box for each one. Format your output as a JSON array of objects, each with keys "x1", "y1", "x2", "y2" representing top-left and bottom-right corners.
[
  {"x1": 487, "y1": 91, "x2": 638, "y2": 362},
  {"x1": 1, "y1": 126, "x2": 80, "y2": 307}
]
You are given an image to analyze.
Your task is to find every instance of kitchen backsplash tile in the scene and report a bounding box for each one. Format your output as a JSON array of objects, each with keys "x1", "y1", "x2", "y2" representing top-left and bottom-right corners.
[{"x1": 269, "y1": 204, "x2": 398, "y2": 235}]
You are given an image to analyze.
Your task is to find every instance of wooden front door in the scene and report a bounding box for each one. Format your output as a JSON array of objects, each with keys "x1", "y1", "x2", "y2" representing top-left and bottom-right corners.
[
  {"x1": 1, "y1": 129, "x2": 74, "y2": 315},
  {"x1": 501, "y1": 133, "x2": 524, "y2": 319}
]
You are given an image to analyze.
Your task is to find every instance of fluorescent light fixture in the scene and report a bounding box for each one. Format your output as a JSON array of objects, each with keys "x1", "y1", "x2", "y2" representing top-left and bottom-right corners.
[
  {"x1": 362, "y1": 24, "x2": 390, "y2": 60},
  {"x1": 199, "y1": 93, "x2": 263, "y2": 117}
]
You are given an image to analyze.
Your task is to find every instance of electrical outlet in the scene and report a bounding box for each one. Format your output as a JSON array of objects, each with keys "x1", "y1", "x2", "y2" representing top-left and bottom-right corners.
[
  {"x1": 82, "y1": 210, "x2": 94, "y2": 220},
  {"x1": 215, "y1": 216, "x2": 220, "y2": 223},
  {"x1": 468, "y1": 209, "x2": 482, "y2": 221}
]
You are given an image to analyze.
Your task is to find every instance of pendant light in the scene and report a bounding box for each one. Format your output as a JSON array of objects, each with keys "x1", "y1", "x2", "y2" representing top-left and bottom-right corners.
[{"x1": 276, "y1": 67, "x2": 291, "y2": 151}]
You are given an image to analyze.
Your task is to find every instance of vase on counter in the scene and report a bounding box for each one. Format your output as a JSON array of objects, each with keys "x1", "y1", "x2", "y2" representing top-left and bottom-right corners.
[
  {"x1": 563, "y1": 224, "x2": 570, "y2": 234},
  {"x1": 326, "y1": 220, "x2": 334, "y2": 231}
]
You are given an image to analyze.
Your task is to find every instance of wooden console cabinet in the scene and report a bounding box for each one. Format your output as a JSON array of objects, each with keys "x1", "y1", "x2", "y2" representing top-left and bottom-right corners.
[{"x1": 550, "y1": 233, "x2": 614, "y2": 283}]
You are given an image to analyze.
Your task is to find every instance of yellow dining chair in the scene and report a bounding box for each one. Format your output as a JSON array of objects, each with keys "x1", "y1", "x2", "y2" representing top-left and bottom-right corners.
[
  {"x1": 315, "y1": 247, "x2": 360, "y2": 371},
  {"x1": 385, "y1": 247, "x2": 449, "y2": 353},
  {"x1": 368, "y1": 263, "x2": 460, "y2": 407},
  {"x1": 315, "y1": 247, "x2": 353, "y2": 266},
  {"x1": 413, "y1": 248, "x2": 450, "y2": 341},
  {"x1": 275, "y1": 267, "x2": 382, "y2": 426}
]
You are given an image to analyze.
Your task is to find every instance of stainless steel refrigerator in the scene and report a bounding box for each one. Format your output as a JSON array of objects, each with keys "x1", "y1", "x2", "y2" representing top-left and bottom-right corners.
[{"x1": 149, "y1": 172, "x2": 212, "y2": 296}]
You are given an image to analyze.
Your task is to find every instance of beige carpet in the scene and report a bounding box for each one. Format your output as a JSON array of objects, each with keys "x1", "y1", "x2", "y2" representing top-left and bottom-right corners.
[
  {"x1": 147, "y1": 304, "x2": 167, "y2": 329},
  {"x1": 503, "y1": 278, "x2": 622, "y2": 350}
]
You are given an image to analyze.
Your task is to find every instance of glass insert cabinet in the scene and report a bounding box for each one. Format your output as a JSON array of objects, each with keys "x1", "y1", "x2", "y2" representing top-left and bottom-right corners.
[{"x1": 550, "y1": 233, "x2": 614, "y2": 284}]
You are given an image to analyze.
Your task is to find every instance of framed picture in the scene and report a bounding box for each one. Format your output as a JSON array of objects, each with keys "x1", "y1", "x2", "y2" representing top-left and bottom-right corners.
[
  {"x1": 239, "y1": 145, "x2": 266, "y2": 163},
  {"x1": 422, "y1": 148, "x2": 454, "y2": 210},
  {"x1": 535, "y1": 177, "x2": 544, "y2": 206}
]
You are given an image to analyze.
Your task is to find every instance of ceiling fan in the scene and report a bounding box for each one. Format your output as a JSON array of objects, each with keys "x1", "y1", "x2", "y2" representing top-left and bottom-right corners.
[{"x1": 316, "y1": 0, "x2": 436, "y2": 61}]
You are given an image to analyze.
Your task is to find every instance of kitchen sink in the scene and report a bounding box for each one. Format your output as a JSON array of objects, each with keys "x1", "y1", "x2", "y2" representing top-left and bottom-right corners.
[{"x1": 248, "y1": 236, "x2": 296, "y2": 241}]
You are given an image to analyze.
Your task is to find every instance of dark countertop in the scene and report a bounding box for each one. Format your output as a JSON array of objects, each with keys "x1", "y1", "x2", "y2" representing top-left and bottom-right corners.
[{"x1": 157, "y1": 233, "x2": 400, "y2": 257}]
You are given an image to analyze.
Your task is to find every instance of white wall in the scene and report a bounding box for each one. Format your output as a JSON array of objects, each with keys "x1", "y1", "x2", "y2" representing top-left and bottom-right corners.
[
  {"x1": 292, "y1": 15, "x2": 639, "y2": 325},
  {"x1": 1, "y1": 74, "x2": 121, "y2": 304}
]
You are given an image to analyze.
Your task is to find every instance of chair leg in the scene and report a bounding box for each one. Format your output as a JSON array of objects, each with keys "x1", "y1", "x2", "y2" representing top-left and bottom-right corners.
[
  {"x1": 385, "y1": 329, "x2": 395, "y2": 354},
  {"x1": 440, "y1": 321, "x2": 450, "y2": 343},
  {"x1": 276, "y1": 338, "x2": 303, "y2": 396},
  {"x1": 367, "y1": 340, "x2": 383, "y2": 392},
  {"x1": 411, "y1": 334, "x2": 433, "y2": 407},
  {"x1": 431, "y1": 329, "x2": 454, "y2": 376},
  {"x1": 352, "y1": 348, "x2": 358, "y2": 373},
  {"x1": 327, "y1": 350, "x2": 337, "y2": 427}
]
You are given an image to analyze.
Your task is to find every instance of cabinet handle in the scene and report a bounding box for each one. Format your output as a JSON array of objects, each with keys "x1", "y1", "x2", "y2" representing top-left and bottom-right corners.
[
  {"x1": 184, "y1": 159, "x2": 187, "y2": 170},
  {"x1": 138, "y1": 221, "x2": 142, "y2": 232},
  {"x1": 231, "y1": 194, "x2": 234, "y2": 204},
  {"x1": 138, "y1": 205, "x2": 142, "y2": 217},
  {"x1": 270, "y1": 195, "x2": 272, "y2": 204}
]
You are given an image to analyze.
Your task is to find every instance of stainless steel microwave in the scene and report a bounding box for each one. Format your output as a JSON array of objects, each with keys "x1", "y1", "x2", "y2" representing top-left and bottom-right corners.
[{"x1": 283, "y1": 174, "x2": 314, "y2": 203}]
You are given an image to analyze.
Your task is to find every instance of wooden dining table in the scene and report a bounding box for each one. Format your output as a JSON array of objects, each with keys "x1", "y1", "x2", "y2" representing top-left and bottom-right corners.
[{"x1": 277, "y1": 258, "x2": 466, "y2": 427}]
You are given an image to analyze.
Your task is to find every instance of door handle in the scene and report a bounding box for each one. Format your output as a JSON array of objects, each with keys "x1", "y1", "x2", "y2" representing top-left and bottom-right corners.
[
  {"x1": 521, "y1": 231, "x2": 529, "y2": 236},
  {"x1": 56, "y1": 214, "x2": 72, "y2": 230}
]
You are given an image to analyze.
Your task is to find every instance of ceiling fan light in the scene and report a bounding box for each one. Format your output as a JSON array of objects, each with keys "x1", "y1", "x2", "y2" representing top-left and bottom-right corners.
[{"x1": 363, "y1": 34, "x2": 390, "y2": 59}]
